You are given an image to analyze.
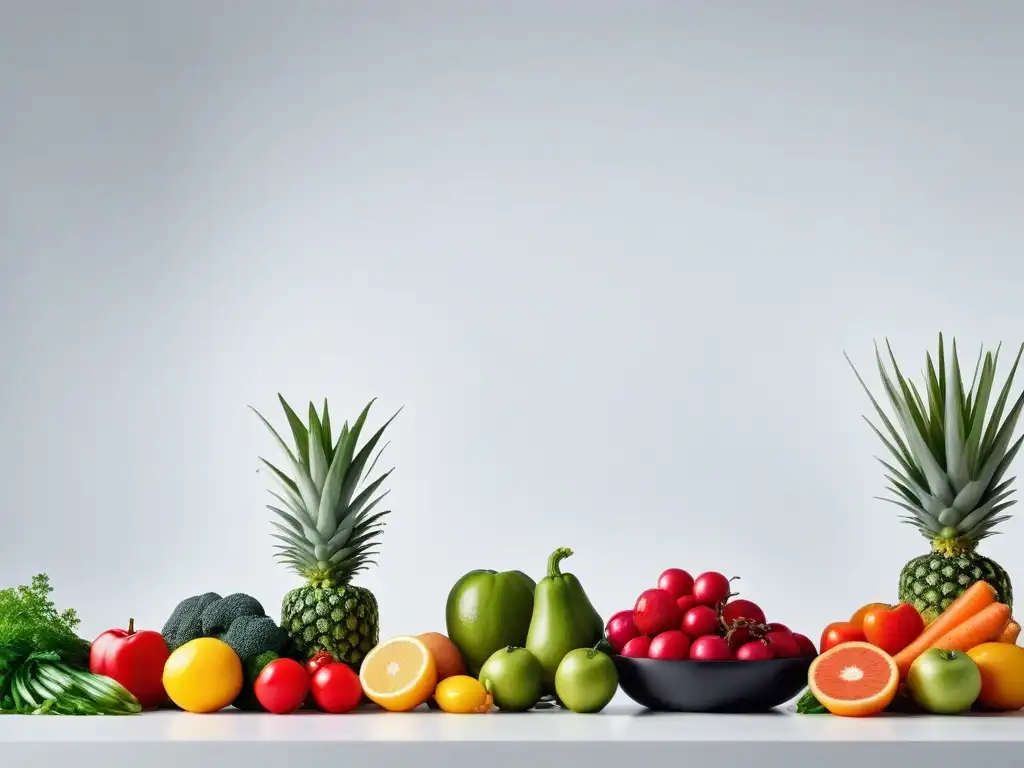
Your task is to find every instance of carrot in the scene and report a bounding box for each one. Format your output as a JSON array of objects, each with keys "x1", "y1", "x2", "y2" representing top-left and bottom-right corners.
[
  {"x1": 931, "y1": 602, "x2": 1011, "y2": 652},
  {"x1": 997, "y1": 619, "x2": 1021, "y2": 645},
  {"x1": 893, "y1": 581, "x2": 996, "y2": 677}
]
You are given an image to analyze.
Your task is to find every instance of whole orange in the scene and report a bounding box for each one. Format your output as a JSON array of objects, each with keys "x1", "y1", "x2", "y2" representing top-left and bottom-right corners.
[{"x1": 418, "y1": 632, "x2": 467, "y2": 681}]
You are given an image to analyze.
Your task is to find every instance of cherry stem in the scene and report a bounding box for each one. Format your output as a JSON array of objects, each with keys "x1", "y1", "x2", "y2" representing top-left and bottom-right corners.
[{"x1": 127, "y1": 618, "x2": 135, "y2": 635}]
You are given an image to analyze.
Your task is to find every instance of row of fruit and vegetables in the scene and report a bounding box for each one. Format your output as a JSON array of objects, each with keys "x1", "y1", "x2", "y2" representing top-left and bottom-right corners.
[{"x1": 2, "y1": 333, "x2": 1023, "y2": 717}]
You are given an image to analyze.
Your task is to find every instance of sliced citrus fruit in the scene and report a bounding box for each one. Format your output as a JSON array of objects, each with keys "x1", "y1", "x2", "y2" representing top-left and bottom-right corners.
[
  {"x1": 808, "y1": 640, "x2": 898, "y2": 717},
  {"x1": 359, "y1": 635, "x2": 438, "y2": 712}
]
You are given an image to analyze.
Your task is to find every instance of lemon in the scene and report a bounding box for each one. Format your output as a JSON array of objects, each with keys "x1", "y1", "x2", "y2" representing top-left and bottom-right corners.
[
  {"x1": 433, "y1": 675, "x2": 492, "y2": 714},
  {"x1": 162, "y1": 637, "x2": 243, "y2": 713}
]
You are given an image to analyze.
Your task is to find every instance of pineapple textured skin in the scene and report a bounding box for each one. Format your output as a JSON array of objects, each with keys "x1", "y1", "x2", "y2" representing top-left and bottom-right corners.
[
  {"x1": 281, "y1": 583, "x2": 379, "y2": 669},
  {"x1": 899, "y1": 551, "x2": 1012, "y2": 624}
]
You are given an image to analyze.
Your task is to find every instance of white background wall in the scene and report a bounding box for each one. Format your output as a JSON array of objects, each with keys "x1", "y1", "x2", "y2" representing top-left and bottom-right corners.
[{"x1": 2, "y1": 1, "x2": 1023, "y2": 649}]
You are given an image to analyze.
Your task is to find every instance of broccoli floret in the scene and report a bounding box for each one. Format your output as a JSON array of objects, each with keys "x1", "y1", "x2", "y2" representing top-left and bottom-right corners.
[
  {"x1": 161, "y1": 592, "x2": 222, "y2": 652},
  {"x1": 233, "y1": 650, "x2": 280, "y2": 711},
  {"x1": 219, "y1": 614, "x2": 289, "y2": 660},
  {"x1": 161, "y1": 592, "x2": 285, "y2": 660},
  {"x1": 200, "y1": 593, "x2": 266, "y2": 636}
]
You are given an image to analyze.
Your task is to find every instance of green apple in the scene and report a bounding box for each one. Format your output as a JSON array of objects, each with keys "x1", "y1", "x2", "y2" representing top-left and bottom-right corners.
[
  {"x1": 554, "y1": 648, "x2": 618, "y2": 713},
  {"x1": 906, "y1": 648, "x2": 982, "y2": 714}
]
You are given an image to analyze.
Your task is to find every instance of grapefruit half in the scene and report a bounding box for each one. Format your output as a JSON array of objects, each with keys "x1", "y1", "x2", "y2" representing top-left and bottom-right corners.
[{"x1": 808, "y1": 640, "x2": 898, "y2": 717}]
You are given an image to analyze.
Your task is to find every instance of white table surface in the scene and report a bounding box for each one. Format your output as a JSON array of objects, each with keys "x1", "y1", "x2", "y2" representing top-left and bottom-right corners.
[{"x1": 5, "y1": 703, "x2": 1024, "y2": 768}]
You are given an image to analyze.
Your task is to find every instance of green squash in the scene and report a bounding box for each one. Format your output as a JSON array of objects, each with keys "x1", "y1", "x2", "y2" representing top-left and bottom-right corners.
[{"x1": 445, "y1": 569, "x2": 536, "y2": 676}]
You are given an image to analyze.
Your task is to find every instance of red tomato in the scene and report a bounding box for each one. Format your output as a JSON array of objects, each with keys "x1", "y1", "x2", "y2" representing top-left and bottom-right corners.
[
  {"x1": 306, "y1": 651, "x2": 335, "y2": 677},
  {"x1": 721, "y1": 599, "x2": 767, "y2": 627},
  {"x1": 311, "y1": 663, "x2": 363, "y2": 714},
  {"x1": 681, "y1": 605, "x2": 720, "y2": 637},
  {"x1": 765, "y1": 630, "x2": 800, "y2": 658},
  {"x1": 692, "y1": 572, "x2": 732, "y2": 607},
  {"x1": 862, "y1": 603, "x2": 925, "y2": 655},
  {"x1": 676, "y1": 594, "x2": 698, "y2": 614},
  {"x1": 850, "y1": 602, "x2": 890, "y2": 631},
  {"x1": 621, "y1": 635, "x2": 653, "y2": 658},
  {"x1": 689, "y1": 635, "x2": 732, "y2": 661},
  {"x1": 633, "y1": 588, "x2": 681, "y2": 635},
  {"x1": 255, "y1": 658, "x2": 309, "y2": 714},
  {"x1": 819, "y1": 621, "x2": 866, "y2": 653},
  {"x1": 735, "y1": 641, "x2": 774, "y2": 661},
  {"x1": 792, "y1": 633, "x2": 818, "y2": 657},
  {"x1": 766, "y1": 623, "x2": 791, "y2": 635},
  {"x1": 657, "y1": 568, "x2": 694, "y2": 599},
  {"x1": 605, "y1": 610, "x2": 641, "y2": 653},
  {"x1": 648, "y1": 630, "x2": 691, "y2": 660}
]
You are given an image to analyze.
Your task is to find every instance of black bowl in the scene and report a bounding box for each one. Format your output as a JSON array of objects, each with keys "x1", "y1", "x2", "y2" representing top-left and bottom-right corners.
[{"x1": 612, "y1": 655, "x2": 813, "y2": 713}]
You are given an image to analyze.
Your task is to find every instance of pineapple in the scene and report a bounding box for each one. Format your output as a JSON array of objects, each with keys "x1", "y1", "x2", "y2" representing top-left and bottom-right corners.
[
  {"x1": 847, "y1": 334, "x2": 1023, "y2": 623},
  {"x1": 251, "y1": 394, "x2": 398, "y2": 668}
]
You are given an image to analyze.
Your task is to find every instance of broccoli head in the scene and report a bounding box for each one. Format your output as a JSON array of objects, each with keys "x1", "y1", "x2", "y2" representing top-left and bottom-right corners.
[
  {"x1": 161, "y1": 592, "x2": 285, "y2": 660},
  {"x1": 220, "y1": 614, "x2": 289, "y2": 660},
  {"x1": 200, "y1": 593, "x2": 266, "y2": 636},
  {"x1": 161, "y1": 592, "x2": 222, "y2": 652}
]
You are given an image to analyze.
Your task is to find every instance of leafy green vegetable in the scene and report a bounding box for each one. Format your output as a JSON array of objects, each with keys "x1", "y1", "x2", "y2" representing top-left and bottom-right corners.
[
  {"x1": 0, "y1": 574, "x2": 140, "y2": 715},
  {"x1": 0, "y1": 575, "x2": 90, "y2": 666},
  {"x1": 795, "y1": 688, "x2": 828, "y2": 714}
]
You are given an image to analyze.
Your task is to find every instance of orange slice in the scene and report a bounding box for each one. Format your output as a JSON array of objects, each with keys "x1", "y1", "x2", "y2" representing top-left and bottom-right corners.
[
  {"x1": 359, "y1": 635, "x2": 438, "y2": 712},
  {"x1": 808, "y1": 640, "x2": 898, "y2": 717}
]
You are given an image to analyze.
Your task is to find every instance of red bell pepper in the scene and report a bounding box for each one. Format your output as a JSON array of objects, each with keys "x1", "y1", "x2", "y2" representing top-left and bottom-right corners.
[
  {"x1": 90, "y1": 618, "x2": 170, "y2": 710},
  {"x1": 862, "y1": 603, "x2": 925, "y2": 656}
]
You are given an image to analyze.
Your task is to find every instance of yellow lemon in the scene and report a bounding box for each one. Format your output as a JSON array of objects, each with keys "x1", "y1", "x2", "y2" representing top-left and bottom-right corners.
[
  {"x1": 967, "y1": 642, "x2": 1024, "y2": 711},
  {"x1": 359, "y1": 635, "x2": 437, "y2": 712},
  {"x1": 434, "y1": 675, "x2": 492, "y2": 714},
  {"x1": 162, "y1": 638, "x2": 243, "y2": 713}
]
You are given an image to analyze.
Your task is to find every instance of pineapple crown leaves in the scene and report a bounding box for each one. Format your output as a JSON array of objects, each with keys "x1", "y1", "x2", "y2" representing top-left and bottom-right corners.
[
  {"x1": 846, "y1": 333, "x2": 1024, "y2": 543},
  {"x1": 250, "y1": 394, "x2": 401, "y2": 581}
]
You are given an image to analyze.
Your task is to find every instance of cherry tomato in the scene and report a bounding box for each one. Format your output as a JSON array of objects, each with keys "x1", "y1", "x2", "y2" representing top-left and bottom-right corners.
[
  {"x1": 657, "y1": 568, "x2": 694, "y2": 599},
  {"x1": 311, "y1": 663, "x2": 363, "y2": 714},
  {"x1": 254, "y1": 658, "x2": 309, "y2": 714},
  {"x1": 819, "y1": 621, "x2": 866, "y2": 653},
  {"x1": 692, "y1": 572, "x2": 732, "y2": 607},
  {"x1": 766, "y1": 630, "x2": 800, "y2": 658},
  {"x1": 306, "y1": 651, "x2": 335, "y2": 677},
  {"x1": 862, "y1": 603, "x2": 924, "y2": 655},
  {"x1": 850, "y1": 602, "x2": 890, "y2": 631},
  {"x1": 721, "y1": 599, "x2": 767, "y2": 627}
]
